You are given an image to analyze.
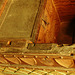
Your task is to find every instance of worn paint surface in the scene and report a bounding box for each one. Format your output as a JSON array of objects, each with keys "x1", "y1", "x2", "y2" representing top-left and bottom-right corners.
[{"x1": 0, "y1": 0, "x2": 40, "y2": 40}]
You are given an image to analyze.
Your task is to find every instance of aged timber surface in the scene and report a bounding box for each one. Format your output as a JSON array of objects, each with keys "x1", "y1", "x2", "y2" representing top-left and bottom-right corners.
[
  {"x1": 1, "y1": 43, "x2": 75, "y2": 55},
  {"x1": 0, "y1": 0, "x2": 4, "y2": 9},
  {"x1": 53, "y1": 0, "x2": 75, "y2": 22},
  {"x1": 0, "y1": 0, "x2": 40, "y2": 40}
]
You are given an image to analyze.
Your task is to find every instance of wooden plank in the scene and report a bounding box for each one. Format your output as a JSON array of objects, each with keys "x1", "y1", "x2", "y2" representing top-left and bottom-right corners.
[{"x1": 36, "y1": 0, "x2": 60, "y2": 43}]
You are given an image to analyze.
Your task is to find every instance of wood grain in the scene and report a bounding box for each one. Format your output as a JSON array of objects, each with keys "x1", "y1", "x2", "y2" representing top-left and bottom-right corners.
[{"x1": 53, "y1": 0, "x2": 75, "y2": 22}]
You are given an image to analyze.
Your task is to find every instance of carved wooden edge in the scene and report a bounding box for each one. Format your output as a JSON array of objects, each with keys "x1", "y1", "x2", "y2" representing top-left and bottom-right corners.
[
  {"x1": 0, "y1": 54, "x2": 74, "y2": 66},
  {"x1": 0, "y1": 53, "x2": 74, "y2": 74}
]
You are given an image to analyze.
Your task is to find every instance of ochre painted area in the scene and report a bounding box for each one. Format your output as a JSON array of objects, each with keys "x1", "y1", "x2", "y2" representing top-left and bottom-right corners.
[{"x1": 0, "y1": 0, "x2": 8, "y2": 17}]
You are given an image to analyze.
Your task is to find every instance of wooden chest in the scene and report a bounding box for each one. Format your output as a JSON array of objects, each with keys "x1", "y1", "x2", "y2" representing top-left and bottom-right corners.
[{"x1": 0, "y1": 0, "x2": 75, "y2": 75}]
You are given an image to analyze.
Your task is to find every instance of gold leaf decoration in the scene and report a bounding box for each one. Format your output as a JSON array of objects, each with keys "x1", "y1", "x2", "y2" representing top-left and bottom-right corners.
[
  {"x1": 0, "y1": 57, "x2": 8, "y2": 64},
  {"x1": 48, "y1": 71, "x2": 67, "y2": 75},
  {"x1": 20, "y1": 58, "x2": 37, "y2": 65},
  {"x1": 55, "y1": 59, "x2": 74, "y2": 68},
  {"x1": 38, "y1": 58, "x2": 54, "y2": 66},
  {"x1": 5, "y1": 57, "x2": 20, "y2": 64}
]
